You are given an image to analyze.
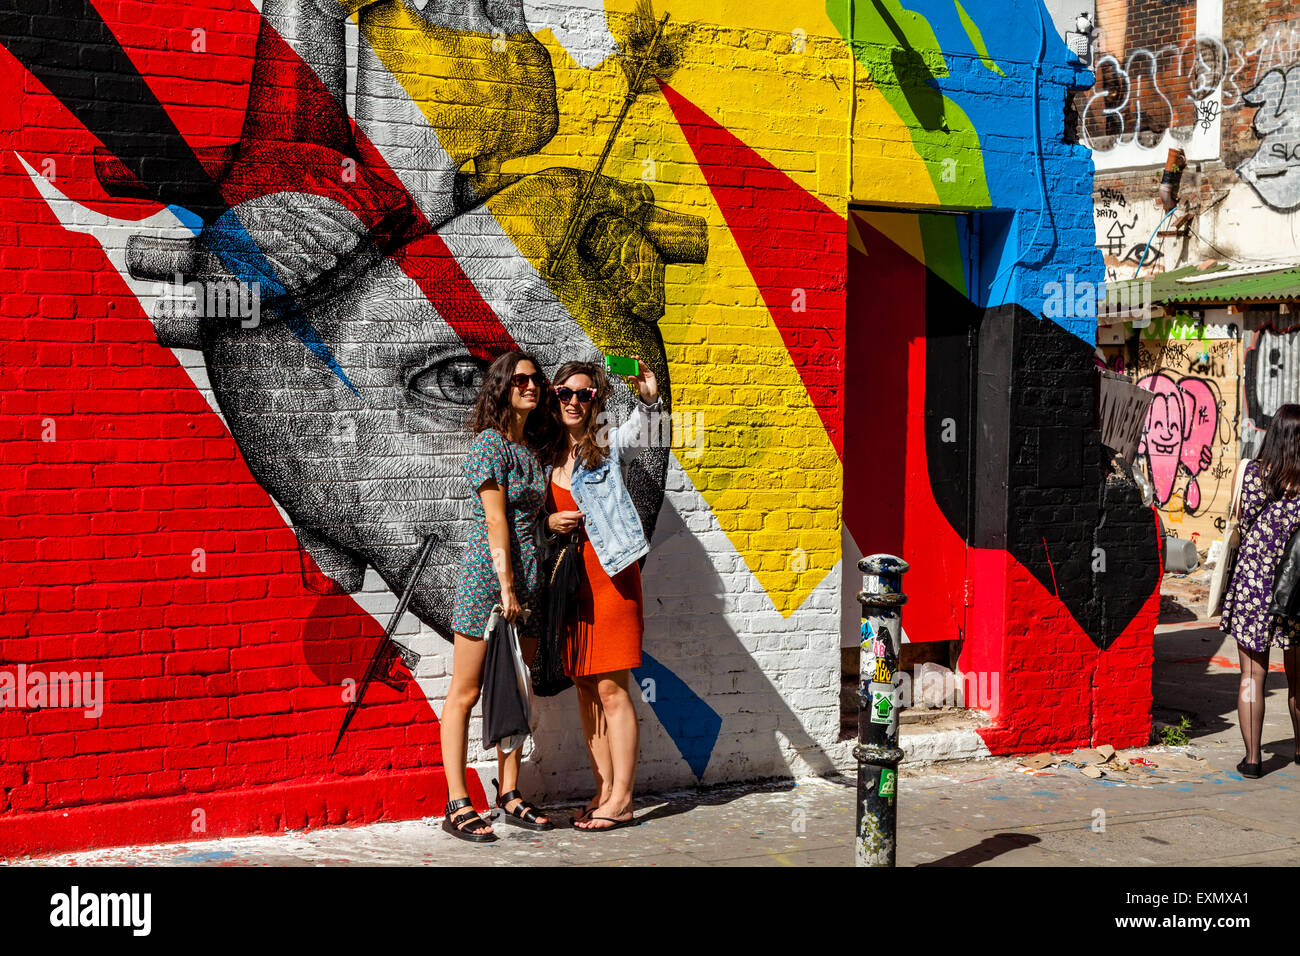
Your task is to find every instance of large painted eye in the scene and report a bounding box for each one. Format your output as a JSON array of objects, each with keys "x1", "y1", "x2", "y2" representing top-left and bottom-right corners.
[{"x1": 411, "y1": 356, "x2": 486, "y2": 405}]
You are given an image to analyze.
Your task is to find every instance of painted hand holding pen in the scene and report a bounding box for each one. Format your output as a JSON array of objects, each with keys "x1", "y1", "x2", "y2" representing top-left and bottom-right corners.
[
  {"x1": 332, "y1": 535, "x2": 437, "y2": 755},
  {"x1": 55, "y1": 0, "x2": 707, "y2": 648}
]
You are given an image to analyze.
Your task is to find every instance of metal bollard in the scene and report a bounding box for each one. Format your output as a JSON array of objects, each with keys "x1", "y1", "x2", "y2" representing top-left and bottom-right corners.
[{"x1": 855, "y1": 554, "x2": 908, "y2": 867}]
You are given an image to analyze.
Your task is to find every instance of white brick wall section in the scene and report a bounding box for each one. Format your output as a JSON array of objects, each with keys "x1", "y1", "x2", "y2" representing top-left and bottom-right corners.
[{"x1": 456, "y1": 453, "x2": 844, "y2": 801}]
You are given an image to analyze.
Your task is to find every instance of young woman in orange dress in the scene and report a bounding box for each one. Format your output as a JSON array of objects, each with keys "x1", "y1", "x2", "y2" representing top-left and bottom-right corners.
[{"x1": 543, "y1": 357, "x2": 661, "y2": 831}]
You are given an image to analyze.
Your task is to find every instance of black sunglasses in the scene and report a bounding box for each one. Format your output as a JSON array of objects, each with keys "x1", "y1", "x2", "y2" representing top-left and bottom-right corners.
[
  {"x1": 554, "y1": 386, "x2": 597, "y2": 404},
  {"x1": 510, "y1": 372, "x2": 546, "y2": 390}
]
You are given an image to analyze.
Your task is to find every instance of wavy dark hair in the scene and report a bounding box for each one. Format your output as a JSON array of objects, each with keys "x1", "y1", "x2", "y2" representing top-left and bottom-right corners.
[
  {"x1": 468, "y1": 351, "x2": 554, "y2": 448},
  {"x1": 544, "y1": 360, "x2": 613, "y2": 470},
  {"x1": 1256, "y1": 404, "x2": 1300, "y2": 501}
]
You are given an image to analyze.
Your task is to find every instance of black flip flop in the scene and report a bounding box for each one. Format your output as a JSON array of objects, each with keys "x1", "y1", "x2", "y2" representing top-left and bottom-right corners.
[
  {"x1": 574, "y1": 815, "x2": 638, "y2": 833},
  {"x1": 442, "y1": 797, "x2": 498, "y2": 843},
  {"x1": 493, "y1": 780, "x2": 555, "y2": 832}
]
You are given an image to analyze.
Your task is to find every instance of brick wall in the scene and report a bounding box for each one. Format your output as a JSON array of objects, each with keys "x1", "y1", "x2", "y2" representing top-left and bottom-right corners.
[
  {"x1": 0, "y1": 0, "x2": 1159, "y2": 856},
  {"x1": 1091, "y1": 0, "x2": 1300, "y2": 265}
]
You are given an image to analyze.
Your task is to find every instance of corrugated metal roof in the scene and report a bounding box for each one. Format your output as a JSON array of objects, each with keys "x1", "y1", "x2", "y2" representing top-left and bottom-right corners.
[
  {"x1": 1101, "y1": 264, "x2": 1230, "y2": 311},
  {"x1": 1164, "y1": 265, "x2": 1300, "y2": 305}
]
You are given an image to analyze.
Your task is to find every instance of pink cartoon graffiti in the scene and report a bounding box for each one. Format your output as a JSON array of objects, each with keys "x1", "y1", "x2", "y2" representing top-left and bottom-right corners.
[{"x1": 1136, "y1": 373, "x2": 1218, "y2": 512}]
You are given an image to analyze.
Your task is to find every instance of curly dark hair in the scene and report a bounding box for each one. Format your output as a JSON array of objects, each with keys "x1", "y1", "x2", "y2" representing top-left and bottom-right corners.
[
  {"x1": 544, "y1": 361, "x2": 613, "y2": 470},
  {"x1": 1257, "y1": 403, "x2": 1300, "y2": 501},
  {"x1": 468, "y1": 351, "x2": 555, "y2": 449}
]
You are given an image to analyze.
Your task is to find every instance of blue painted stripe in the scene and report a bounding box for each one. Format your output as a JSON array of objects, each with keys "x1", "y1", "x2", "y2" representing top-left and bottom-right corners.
[
  {"x1": 170, "y1": 205, "x2": 357, "y2": 394},
  {"x1": 632, "y1": 651, "x2": 721, "y2": 781}
]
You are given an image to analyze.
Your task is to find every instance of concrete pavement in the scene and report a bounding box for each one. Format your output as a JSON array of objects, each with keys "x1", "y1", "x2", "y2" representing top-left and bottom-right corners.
[{"x1": 8, "y1": 621, "x2": 1298, "y2": 867}]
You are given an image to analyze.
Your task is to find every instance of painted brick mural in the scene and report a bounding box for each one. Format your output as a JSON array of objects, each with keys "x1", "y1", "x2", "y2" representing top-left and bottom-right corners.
[
  {"x1": 1089, "y1": 0, "x2": 1300, "y2": 275},
  {"x1": 0, "y1": 0, "x2": 1161, "y2": 856}
]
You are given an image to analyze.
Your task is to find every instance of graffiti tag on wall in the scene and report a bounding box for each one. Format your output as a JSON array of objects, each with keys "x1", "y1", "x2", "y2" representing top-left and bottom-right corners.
[
  {"x1": 1084, "y1": 36, "x2": 1227, "y2": 151},
  {"x1": 1084, "y1": 17, "x2": 1300, "y2": 156},
  {"x1": 1244, "y1": 325, "x2": 1300, "y2": 454}
]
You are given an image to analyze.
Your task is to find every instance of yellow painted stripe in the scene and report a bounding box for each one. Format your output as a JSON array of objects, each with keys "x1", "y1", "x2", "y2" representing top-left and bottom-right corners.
[
  {"x1": 506, "y1": 28, "x2": 843, "y2": 615},
  {"x1": 351, "y1": 1, "x2": 893, "y2": 613}
]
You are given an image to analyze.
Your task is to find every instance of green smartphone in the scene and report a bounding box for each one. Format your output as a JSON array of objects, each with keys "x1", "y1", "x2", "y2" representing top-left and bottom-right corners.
[{"x1": 604, "y1": 353, "x2": 639, "y2": 376}]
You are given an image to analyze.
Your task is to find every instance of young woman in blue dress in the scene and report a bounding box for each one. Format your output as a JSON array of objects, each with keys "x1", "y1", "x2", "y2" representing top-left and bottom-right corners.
[{"x1": 441, "y1": 351, "x2": 556, "y2": 842}]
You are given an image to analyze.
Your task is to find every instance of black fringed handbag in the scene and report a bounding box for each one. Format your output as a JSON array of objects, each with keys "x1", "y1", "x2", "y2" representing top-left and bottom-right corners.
[{"x1": 533, "y1": 519, "x2": 582, "y2": 697}]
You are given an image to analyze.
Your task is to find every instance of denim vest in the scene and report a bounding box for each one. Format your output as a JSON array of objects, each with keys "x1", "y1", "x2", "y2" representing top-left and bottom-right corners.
[{"x1": 558, "y1": 398, "x2": 661, "y2": 578}]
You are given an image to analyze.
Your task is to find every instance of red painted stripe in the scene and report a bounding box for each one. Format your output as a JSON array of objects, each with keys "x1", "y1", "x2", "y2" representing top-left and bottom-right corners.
[
  {"x1": 659, "y1": 81, "x2": 845, "y2": 455},
  {"x1": 0, "y1": 1, "x2": 512, "y2": 854},
  {"x1": 0, "y1": 768, "x2": 475, "y2": 859},
  {"x1": 391, "y1": 233, "x2": 517, "y2": 362}
]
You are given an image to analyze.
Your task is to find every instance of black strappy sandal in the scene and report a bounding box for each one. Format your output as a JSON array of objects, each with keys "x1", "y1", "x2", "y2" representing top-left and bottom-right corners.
[
  {"x1": 442, "y1": 797, "x2": 498, "y2": 843},
  {"x1": 493, "y1": 778, "x2": 555, "y2": 832}
]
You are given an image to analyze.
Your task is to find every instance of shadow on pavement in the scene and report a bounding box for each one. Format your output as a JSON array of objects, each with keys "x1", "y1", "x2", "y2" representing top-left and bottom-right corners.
[
  {"x1": 554, "y1": 775, "x2": 853, "y2": 828},
  {"x1": 915, "y1": 833, "x2": 1040, "y2": 867},
  {"x1": 1158, "y1": 595, "x2": 1199, "y2": 624},
  {"x1": 1256, "y1": 750, "x2": 1299, "y2": 776}
]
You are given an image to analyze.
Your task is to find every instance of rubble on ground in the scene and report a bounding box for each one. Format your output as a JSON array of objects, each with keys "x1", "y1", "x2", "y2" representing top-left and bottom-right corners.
[{"x1": 1013, "y1": 745, "x2": 1210, "y2": 784}]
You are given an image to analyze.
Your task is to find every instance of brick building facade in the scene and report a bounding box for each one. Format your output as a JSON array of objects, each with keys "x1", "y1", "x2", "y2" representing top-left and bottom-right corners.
[
  {"x1": 0, "y1": 0, "x2": 1161, "y2": 856},
  {"x1": 1083, "y1": 0, "x2": 1300, "y2": 544}
]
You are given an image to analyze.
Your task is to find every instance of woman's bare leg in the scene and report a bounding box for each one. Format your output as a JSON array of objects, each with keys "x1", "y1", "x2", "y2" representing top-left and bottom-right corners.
[
  {"x1": 576, "y1": 670, "x2": 638, "y2": 830},
  {"x1": 574, "y1": 675, "x2": 612, "y2": 817},
  {"x1": 442, "y1": 632, "x2": 492, "y2": 835},
  {"x1": 1237, "y1": 643, "x2": 1269, "y2": 766}
]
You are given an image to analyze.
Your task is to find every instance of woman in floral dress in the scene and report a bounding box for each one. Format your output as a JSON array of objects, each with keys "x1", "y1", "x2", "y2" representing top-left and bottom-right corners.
[
  {"x1": 1221, "y1": 404, "x2": 1300, "y2": 778},
  {"x1": 440, "y1": 351, "x2": 556, "y2": 842}
]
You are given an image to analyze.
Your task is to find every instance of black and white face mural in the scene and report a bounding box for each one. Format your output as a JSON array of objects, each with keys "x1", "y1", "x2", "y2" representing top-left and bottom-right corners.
[
  {"x1": 1239, "y1": 65, "x2": 1300, "y2": 212},
  {"x1": 21, "y1": 0, "x2": 706, "y2": 640}
]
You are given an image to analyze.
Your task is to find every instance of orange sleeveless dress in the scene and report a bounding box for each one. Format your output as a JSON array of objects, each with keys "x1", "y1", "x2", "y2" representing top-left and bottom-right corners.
[{"x1": 545, "y1": 479, "x2": 644, "y2": 677}]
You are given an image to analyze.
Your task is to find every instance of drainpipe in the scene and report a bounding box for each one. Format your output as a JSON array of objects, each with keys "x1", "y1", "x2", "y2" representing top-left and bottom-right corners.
[{"x1": 855, "y1": 553, "x2": 908, "y2": 866}]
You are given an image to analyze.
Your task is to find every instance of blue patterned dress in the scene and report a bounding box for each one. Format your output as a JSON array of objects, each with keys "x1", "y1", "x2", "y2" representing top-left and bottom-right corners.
[
  {"x1": 450, "y1": 429, "x2": 545, "y2": 642},
  {"x1": 1221, "y1": 459, "x2": 1300, "y2": 651}
]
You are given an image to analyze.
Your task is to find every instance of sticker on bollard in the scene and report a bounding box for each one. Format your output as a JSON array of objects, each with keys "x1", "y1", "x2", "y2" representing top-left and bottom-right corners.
[
  {"x1": 871, "y1": 687, "x2": 894, "y2": 723},
  {"x1": 879, "y1": 767, "x2": 896, "y2": 799},
  {"x1": 857, "y1": 553, "x2": 907, "y2": 867}
]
